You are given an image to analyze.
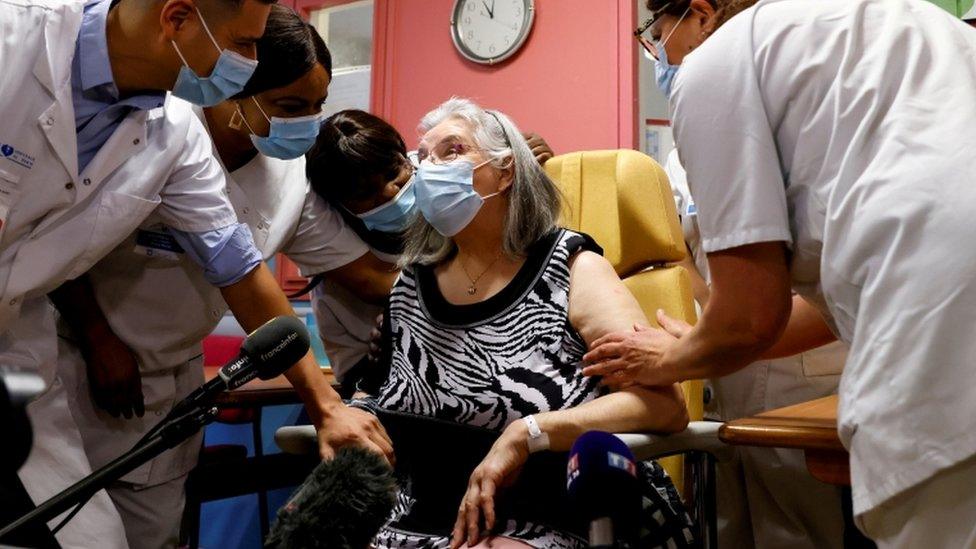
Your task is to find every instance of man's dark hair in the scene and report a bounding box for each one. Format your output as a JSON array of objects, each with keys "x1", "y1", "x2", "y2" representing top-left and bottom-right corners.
[
  {"x1": 306, "y1": 110, "x2": 408, "y2": 204},
  {"x1": 234, "y1": 4, "x2": 332, "y2": 98}
]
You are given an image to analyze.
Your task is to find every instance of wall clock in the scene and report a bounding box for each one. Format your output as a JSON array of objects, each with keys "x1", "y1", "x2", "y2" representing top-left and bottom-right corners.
[{"x1": 451, "y1": 0, "x2": 535, "y2": 65}]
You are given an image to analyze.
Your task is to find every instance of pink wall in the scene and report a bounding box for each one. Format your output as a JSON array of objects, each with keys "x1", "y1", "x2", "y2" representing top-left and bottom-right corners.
[{"x1": 370, "y1": 0, "x2": 639, "y2": 154}]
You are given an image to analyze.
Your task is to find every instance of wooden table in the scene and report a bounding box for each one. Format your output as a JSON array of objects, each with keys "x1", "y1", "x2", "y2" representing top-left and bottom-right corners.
[
  {"x1": 204, "y1": 366, "x2": 337, "y2": 408},
  {"x1": 718, "y1": 395, "x2": 850, "y2": 485}
]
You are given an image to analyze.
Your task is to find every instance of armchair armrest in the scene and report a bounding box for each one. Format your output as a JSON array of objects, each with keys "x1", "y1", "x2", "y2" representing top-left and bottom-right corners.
[
  {"x1": 275, "y1": 425, "x2": 318, "y2": 455},
  {"x1": 277, "y1": 422, "x2": 731, "y2": 461},
  {"x1": 616, "y1": 421, "x2": 732, "y2": 462}
]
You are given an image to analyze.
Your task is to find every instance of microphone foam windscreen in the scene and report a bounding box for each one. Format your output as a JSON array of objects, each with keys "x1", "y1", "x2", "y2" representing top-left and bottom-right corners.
[
  {"x1": 567, "y1": 431, "x2": 641, "y2": 521},
  {"x1": 265, "y1": 447, "x2": 396, "y2": 549},
  {"x1": 242, "y1": 315, "x2": 311, "y2": 379}
]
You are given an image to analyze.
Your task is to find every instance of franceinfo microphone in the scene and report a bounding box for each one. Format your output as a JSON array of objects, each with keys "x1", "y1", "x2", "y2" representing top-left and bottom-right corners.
[
  {"x1": 567, "y1": 431, "x2": 642, "y2": 549},
  {"x1": 173, "y1": 315, "x2": 310, "y2": 415}
]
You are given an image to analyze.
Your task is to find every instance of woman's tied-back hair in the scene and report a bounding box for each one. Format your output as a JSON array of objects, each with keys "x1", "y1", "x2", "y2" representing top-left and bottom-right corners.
[
  {"x1": 399, "y1": 97, "x2": 561, "y2": 266},
  {"x1": 711, "y1": 0, "x2": 758, "y2": 28},
  {"x1": 232, "y1": 4, "x2": 333, "y2": 99},
  {"x1": 306, "y1": 110, "x2": 409, "y2": 204},
  {"x1": 645, "y1": 0, "x2": 757, "y2": 32}
]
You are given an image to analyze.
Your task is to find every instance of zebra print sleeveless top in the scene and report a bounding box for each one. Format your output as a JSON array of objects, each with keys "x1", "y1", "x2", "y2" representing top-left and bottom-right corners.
[{"x1": 374, "y1": 229, "x2": 603, "y2": 430}]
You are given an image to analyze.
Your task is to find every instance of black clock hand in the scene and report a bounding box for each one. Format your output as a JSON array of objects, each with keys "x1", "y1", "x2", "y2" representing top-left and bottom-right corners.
[{"x1": 482, "y1": 0, "x2": 494, "y2": 18}]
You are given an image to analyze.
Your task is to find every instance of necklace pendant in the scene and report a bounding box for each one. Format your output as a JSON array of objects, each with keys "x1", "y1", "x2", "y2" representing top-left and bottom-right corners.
[{"x1": 467, "y1": 285, "x2": 477, "y2": 295}]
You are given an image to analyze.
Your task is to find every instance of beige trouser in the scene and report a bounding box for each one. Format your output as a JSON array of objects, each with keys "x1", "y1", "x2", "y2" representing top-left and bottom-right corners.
[
  {"x1": 858, "y1": 454, "x2": 976, "y2": 548},
  {"x1": 107, "y1": 475, "x2": 188, "y2": 549},
  {"x1": 709, "y1": 344, "x2": 847, "y2": 549},
  {"x1": 715, "y1": 445, "x2": 845, "y2": 548}
]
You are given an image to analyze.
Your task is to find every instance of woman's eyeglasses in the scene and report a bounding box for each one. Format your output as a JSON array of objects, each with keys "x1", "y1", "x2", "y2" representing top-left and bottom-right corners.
[
  {"x1": 634, "y1": 1, "x2": 675, "y2": 61},
  {"x1": 416, "y1": 141, "x2": 487, "y2": 165}
]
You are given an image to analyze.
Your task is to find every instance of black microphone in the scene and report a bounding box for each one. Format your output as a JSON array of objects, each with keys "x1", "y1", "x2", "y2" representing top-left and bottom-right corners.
[
  {"x1": 175, "y1": 315, "x2": 310, "y2": 414},
  {"x1": 567, "y1": 431, "x2": 642, "y2": 549},
  {"x1": 264, "y1": 446, "x2": 397, "y2": 549}
]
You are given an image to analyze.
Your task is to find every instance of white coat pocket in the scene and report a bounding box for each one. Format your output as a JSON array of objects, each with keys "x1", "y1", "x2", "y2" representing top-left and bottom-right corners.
[{"x1": 68, "y1": 190, "x2": 162, "y2": 280}]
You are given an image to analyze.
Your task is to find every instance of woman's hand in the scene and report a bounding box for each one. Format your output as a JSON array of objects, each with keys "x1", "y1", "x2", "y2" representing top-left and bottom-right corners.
[
  {"x1": 450, "y1": 422, "x2": 530, "y2": 548},
  {"x1": 582, "y1": 310, "x2": 689, "y2": 389}
]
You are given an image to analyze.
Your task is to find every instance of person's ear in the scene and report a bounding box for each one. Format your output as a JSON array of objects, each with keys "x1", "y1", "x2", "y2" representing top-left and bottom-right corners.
[
  {"x1": 690, "y1": 0, "x2": 717, "y2": 39},
  {"x1": 381, "y1": 181, "x2": 401, "y2": 200},
  {"x1": 496, "y1": 158, "x2": 515, "y2": 193},
  {"x1": 159, "y1": 0, "x2": 197, "y2": 41}
]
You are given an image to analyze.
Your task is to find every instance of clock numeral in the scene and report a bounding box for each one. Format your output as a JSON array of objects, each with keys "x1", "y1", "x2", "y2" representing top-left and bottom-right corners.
[
  {"x1": 467, "y1": 30, "x2": 474, "y2": 39},
  {"x1": 464, "y1": 15, "x2": 471, "y2": 25},
  {"x1": 467, "y1": 1, "x2": 475, "y2": 10},
  {"x1": 489, "y1": 44, "x2": 496, "y2": 54}
]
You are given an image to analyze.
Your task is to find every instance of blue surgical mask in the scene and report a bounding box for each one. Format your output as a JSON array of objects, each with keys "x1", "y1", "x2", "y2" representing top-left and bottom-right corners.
[
  {"x1": 655, "y1": 42, "x2": 680, "y2": 99},
  {"x1": 244, "y1": 98, "x2": 322, "y2": 160},
  {"x1": 171, "y1": 9, "x2": 258, "y2": 107},
  {"x1": 415, "y1": 159, "x2": 499, "y2": 237},
  {"x1": 652, "y1": 5, "x2": 690, "y2": 100},
  {"x1": 356, "y1": 175, "x2": 418, "y2": 233}
]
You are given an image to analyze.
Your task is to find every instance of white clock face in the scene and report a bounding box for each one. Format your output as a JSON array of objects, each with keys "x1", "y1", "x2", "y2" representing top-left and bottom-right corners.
[{"x1": 452, "y1": 0, "x2": 534, "y2": 64}]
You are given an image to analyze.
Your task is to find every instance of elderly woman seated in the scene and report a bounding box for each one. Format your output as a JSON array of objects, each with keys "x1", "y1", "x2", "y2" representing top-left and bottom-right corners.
[{"x1": 334, "y1": 99, "x2": 695, "y2": 549}]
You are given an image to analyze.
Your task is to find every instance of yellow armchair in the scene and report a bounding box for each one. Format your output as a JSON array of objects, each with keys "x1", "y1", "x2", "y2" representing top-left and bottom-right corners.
[{"x1": 546, "y1": 150, "x2": 727, "y2": 548}]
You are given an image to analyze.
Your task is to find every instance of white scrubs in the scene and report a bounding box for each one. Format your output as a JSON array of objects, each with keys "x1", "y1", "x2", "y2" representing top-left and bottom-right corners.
[
  {"x1": 312, "y1": 247, "x2": 395, "y2": 382},
  {"x1": 671, "y1": 0, "x2": 976, "y2": 541},
  {"x1": 666, "y1": 150, "x2": 847, "y2": 547},
  {"x1": 53, "y1": 101, "x2": 369, "y2": 547}
]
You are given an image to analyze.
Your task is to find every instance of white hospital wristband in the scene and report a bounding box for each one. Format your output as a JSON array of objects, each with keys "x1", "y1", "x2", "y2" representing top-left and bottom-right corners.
[{"x1": 523, "y1": 415, "x2": 550, "y2": 453}]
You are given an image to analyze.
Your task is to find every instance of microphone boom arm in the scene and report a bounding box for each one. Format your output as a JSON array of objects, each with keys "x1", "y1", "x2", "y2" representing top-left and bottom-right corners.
[{"x1": 0, "y1": 404, "x2": 218, "y2": 539}]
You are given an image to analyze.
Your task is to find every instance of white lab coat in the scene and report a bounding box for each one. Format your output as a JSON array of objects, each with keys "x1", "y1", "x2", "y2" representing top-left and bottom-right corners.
[
  {"x1": 0, "y1": 0, "x2": 236, "y2": 381},
  {"x1": 2, "y1": 2, "x2": 239, "y2": 545},
  {"x1": 666, "y1": 149, "x2": 847, "y2": 547},
  {"x1": 58, "y1": 101, "x2": 367, "y2": 489},
  {"x1": 671, "y1": 0, "x2": 976, "y2": 518}
]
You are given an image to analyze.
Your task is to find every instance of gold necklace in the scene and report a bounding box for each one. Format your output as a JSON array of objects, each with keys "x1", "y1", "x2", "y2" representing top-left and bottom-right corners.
[{"x1": 459, "y1": 251, "x2": 504, "y2": 295}]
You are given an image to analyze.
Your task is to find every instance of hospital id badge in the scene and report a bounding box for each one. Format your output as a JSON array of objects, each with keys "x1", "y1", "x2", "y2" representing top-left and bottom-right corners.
[
  {"x1": 134, "y1": 229, "x2": 185, "y2": 260},
  {"x1": 0, "y1": 166, "x2": 21, "y2": 243}
]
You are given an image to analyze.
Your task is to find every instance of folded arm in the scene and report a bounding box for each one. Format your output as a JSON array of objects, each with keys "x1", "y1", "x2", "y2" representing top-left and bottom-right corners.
[
  {"x1": 49, "y1": 276, "x2": 145, "y2": 419},
  {"x1": 322, "y1": 251, "x2": 397, "y2": 306},
  {"x1": 760, "y1": 294, "x2": 837, "y2": 359}
]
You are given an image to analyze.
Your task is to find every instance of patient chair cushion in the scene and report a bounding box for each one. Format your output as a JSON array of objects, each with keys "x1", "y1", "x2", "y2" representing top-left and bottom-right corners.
[{"x1": 545, "y1": 150, "x2": 685, "y2": 277}]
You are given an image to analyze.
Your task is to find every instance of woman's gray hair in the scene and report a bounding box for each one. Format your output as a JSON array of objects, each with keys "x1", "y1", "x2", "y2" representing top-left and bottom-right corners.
[{"x1": 400, "y1": 97, "x2": 561, "y2": 266}]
